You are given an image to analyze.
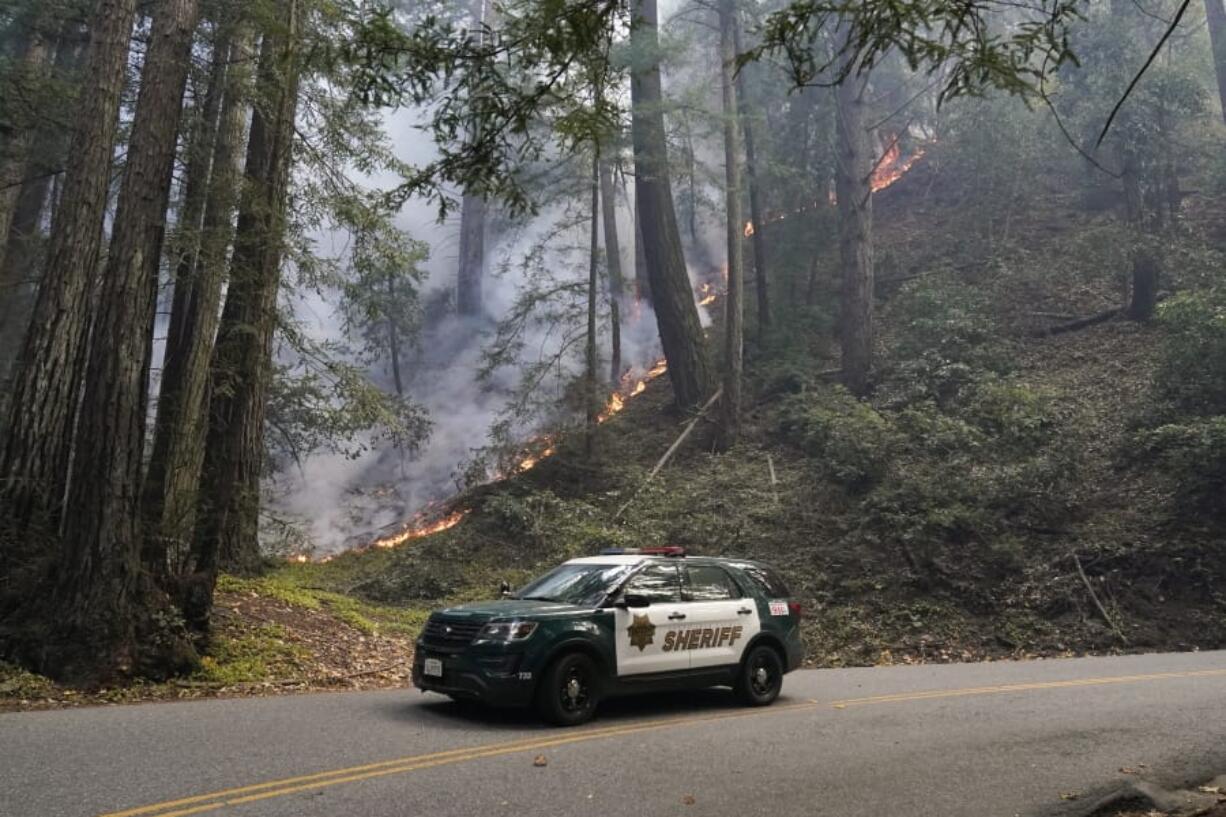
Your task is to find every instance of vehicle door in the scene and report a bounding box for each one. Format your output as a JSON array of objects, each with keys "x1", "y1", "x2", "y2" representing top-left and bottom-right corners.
[
  {"x1": 681, "y1": 564, "x2": 760, "y2": 669},
  {"x1": 613, "y1": 562, "x2": 686, "y2": 676}
]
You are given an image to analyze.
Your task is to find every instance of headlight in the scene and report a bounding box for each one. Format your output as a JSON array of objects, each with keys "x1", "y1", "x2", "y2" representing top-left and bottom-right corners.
[{"x1": 476, "y1": 620, "x2": 538, "y2": 642}]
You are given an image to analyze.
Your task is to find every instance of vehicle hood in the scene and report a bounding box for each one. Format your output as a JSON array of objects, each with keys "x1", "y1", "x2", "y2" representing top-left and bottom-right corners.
[{"x1": 437, "y1": 599, "x2": 595, "y2": 619}]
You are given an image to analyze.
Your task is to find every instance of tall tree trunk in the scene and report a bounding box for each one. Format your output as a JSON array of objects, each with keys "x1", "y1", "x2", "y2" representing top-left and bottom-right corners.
[
  {"x1": 193, "y1": 3, "x2": 301, "y2": 609},
  {"x1": 1120, "y1": 145, "x2": 1158, "y2": 321},
  {"x1": 633, "y1": 193, "x2": 650, "y2": 304},
  {"x1": 52, "y1": 0, "x2": 200, "y2": 679},
  {"x1": 142, "y1": 24, "x2": 253, "y2": 576},
  {"x1": 0, "y1": 0, "x2": 139, "y2": 534},
  {"x1": 586, "y1": 149, "x2": 600, "y2": 451},
  {"x1": 629, "y1": 0, "x2": 712, "y2": 409},
  {"x1": 599, "y1": 159, "x2": 624, "y2": 383},
  {"x1": 387, "y1": 270, "x2": 405, "y2": 396},
  {"x1": 1206, "y1": 0, "x2": 1226, "y2": 124},
  {"x1": 731, "y1": 11, "x2": 770, "y2": 336},
  {"x1": 716, "y1": 0, "x2": 743, "y2": 448},
  {"x1": 834, "y1": 57, "x2": 874, "y2": 396},
  {"x1": 456, "y1": 0, "x2": 488, "y2": 317},
  {"x1": 456, "y1": 194, "x2": 486, "y2": 316},
  {"x1": 0, "y1": 23, "x2": 84, "y2": 414},
  {"x1": 0, "y1": 14, "x2": 55, "y2": 274}
]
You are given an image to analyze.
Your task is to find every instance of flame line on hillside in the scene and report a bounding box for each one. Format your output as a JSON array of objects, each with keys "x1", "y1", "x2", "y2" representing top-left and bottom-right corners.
[{"x1": 291, "y1": 279, "x2": 723, "y2": 561}]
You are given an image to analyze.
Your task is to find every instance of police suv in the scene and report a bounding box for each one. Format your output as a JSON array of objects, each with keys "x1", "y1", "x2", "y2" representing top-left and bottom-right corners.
[{"x1": 411, "y1": 547, "x2": 804, "y2": 725}]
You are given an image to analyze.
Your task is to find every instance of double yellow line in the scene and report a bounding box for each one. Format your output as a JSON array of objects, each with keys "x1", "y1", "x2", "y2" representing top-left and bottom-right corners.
[{"x1": 99, "y1": 666, "x2": 1226, "y2": 817}]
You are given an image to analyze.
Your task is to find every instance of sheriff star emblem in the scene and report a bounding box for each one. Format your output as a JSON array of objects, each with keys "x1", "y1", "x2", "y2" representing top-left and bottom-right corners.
[{"x1": 627, "y1": 614, "x2": 656, "y2": 652}]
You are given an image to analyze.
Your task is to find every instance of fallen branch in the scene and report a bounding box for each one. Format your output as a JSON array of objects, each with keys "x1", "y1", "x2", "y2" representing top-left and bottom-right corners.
[
  {"x1": 1031, "y1": 308, "x2": 1121, "y2": 338},
  {"x1": 767, "y1": 454, "x2": 779, "y2": 506},
  {"x1": 1072, "y1": 552, "x2": 1129, "y2": 644},
  {"x1": 614, "y1": 388, "x2": 723, "y2": 520}
]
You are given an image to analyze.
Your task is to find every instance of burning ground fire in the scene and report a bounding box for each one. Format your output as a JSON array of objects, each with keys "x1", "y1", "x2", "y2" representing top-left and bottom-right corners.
[
  {"x1": 289, "y1": 255, "x2": 722, "y2": 560},
  {"x1": 744, "y1": 137, "x2": 925, "y2": 237},
  {"x1": 344, "y1": 356, "x2": 671, "y2": 557}
]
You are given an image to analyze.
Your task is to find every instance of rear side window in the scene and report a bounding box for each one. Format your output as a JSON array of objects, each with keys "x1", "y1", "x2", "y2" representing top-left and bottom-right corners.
[
  {"x1": 623, "y1": 563, "x2": 681, "y2": 603},
  {"x1": 737, "y1": 563, "x2": 791, "y2": 597},
  {"x1": 684, "y1": 565, "x2": 740, "y2": 601}
]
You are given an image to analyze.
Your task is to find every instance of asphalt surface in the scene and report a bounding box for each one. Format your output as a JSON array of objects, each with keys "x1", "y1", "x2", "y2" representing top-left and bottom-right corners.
[{"x1": 3, "y1": 651, "x2": 1226, "y2": 817}]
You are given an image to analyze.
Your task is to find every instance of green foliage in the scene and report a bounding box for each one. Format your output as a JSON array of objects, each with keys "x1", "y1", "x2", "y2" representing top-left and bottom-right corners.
[
  {"x1": 1153, "y1": 290, "x2": 1226, "y2": 416},
  {"x1": 778, "y1": 387, "x2": 900, "y2": 491},
  {"x1": 0, "y1": 661, "x2": 55, "y2": 699},
  {"x1": 1133, "y1": 290, "x2": 1226, "y2": 521},
  {"x1": 194, "y1": 624, "x2": 309, "y2": 685},
  {"x1": 882, "y1": 278, "x2": 1013, "y2": 406}
]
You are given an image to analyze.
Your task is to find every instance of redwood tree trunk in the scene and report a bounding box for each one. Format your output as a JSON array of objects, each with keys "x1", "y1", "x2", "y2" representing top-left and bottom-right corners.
[
  {"x1": 835, "y1": 60, "x2": 874, "y2": 396},
  {"x1": 53, "y1": 0, "x2": 200, "y2": 678},
  {"x1": 599, "y1": 159, "x2": 624, "y2": 383},
  {"x1": 630, "y1": 0, "x2": 712, "y2": 409},
  {"x1": 194, "y1": 3, "x2": 301, "y2": 604},
  {"x1": 456, "y1": 0, "x2": 488, "y2": 317},
  {"x1": 586, "y1": 149, "x2": 600, "y2": 450},
  {"x1": 0, "y1": 23, "x2": 83, "y2": 412},
  {"x1": 1206, "y1": 0, "x2": 1226, "y2": 124},
  {"x1": 0, "y1": 0, "x2": 139, "y2": 533},
  {"x1": 0, "y1": 14, "x2": 55, "y2": 274},
  {"x1": 731, "y1": 11, "x2": 770, "y2": 336},
  {"x1": 717, "y1": 0, "x2": 744, "y2": 448},
  {"x1": 142, "y1": 25, "x2": 253, "y2": 575}
]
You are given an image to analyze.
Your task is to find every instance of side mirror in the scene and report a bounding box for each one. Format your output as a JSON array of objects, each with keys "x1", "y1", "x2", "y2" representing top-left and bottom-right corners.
[
  {"x1": 499, "y1": 580, "x2": 512, "y2": 597},
  {"x1": 621, "y1": 593, "x2": 651, "y2": 609}
]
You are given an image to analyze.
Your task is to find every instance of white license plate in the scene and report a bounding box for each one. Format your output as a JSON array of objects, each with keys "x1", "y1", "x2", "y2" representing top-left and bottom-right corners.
[{"x1": 423, "y1": 657, "x2": 443, "y2": 677}]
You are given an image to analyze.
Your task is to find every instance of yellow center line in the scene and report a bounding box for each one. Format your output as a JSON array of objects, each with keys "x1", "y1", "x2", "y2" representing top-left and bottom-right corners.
[{"x1": 100, "y1": 667, "x2": 1226, "y2": 817}]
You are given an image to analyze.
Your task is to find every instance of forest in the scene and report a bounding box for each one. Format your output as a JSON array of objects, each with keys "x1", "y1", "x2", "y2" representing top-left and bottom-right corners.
[{"x1": 1, "y1": 0, "x2": 1225, "y2": 689}]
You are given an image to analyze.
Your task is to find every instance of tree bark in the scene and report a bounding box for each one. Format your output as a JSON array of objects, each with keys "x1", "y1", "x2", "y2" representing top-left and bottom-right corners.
[
  {"x1": 1206, "y1": 0, "x2": 1226, "y2": 125},
  {"x1": 194, "y1": 2, "x2": 301, "y2": 599},
  {"x1": 731, "y1": 11, "x2": 770, "y2": 336},
  {"x1": 456, "y1": 0, "x2": 488, "y2": 317},
  {"x1": 0, "y1": 13, "x2": 55, "y2": 274},
  {"x1": 0, "y1": 0, "x2": 139, "y2": 533},
  {"x1": 53, "y1": 0, "x2": 200, "y2": 676},
  {"x1": 834, "y1": 55, "x2": 874, "y2": 397},
  {"x1": 1120, "y1": 146, "x2": 1158, "y2": 321},
  {"x1": 387, "y1": 270, "x2": 405, "y2": 396},
  {"x1": 599, "y1": 159, "x2": 624, "y2": 383},
  {"x1": 586, "y1": 149, "x2": 600, "y2": 450},
  {"x1": 0, "y1": 22, "x2": 84, "y2": 414},
  {"x1": 629, "y1": 0, "x2": 712, "y2": 409},
  {"x1": 633, "y1": 192, "x2": 651, "y2": 304},
  {"x1": 716, "y1": 0, "x2": 744, "y2": 449},
  {"x1": 142, "y1": 24, "x2": 253, "y2": 576}
]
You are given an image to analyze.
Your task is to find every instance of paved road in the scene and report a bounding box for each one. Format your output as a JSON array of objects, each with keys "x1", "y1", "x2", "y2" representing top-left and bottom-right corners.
[{"x1": 3, "y1": 651, "x2": 1226, "y2": 817}]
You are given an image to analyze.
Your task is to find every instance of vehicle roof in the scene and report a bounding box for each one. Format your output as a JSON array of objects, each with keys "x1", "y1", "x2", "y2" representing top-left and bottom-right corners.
[{"x1": 564, "y1": 554, "x2": 761, "y2": 567}]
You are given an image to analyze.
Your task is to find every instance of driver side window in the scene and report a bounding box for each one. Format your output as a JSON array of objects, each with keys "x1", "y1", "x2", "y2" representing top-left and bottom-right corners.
[{"x1": 623, "y1": 563, "x2": 681, "y2": 603}]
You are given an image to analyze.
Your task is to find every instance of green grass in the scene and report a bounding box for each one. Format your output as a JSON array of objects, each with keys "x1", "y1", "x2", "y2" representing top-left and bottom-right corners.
[{"x1": 194, "y1": 624, "x2": 310, "y2": 685}]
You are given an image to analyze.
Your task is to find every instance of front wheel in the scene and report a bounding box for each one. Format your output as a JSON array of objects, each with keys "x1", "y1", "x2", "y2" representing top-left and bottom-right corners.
[
  {"x1": 735, "y1": 644, "x2": 783, "y2": 706},
  {"x1": 536, "y1": 652, "x2": 601, "y2": 726}
]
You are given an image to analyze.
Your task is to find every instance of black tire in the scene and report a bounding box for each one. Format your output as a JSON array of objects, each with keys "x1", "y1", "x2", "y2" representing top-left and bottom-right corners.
[
  {"x1": 535, "y1": 652, "x2": 601, "y2": 726},
  {"x1": 735, "y1": 644, "x2": 784, "y2": 706}
]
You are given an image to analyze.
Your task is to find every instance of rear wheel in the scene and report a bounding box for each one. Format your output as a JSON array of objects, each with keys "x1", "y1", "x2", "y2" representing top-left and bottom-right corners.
[
  {"x1": 535, "y1": 652, "x2": 600, "y2": 726},
  {"x1": 735, "y1": 644, "x2": 783, "y2": 706}
]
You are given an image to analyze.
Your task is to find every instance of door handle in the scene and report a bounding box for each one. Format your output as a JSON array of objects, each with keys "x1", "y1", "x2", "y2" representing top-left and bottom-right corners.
[
  {"x1": 737, "y1": 607, "x2": 753, "y2": 615},
  {"x1": 668, "y1": 612, "x2": 686, "y2": 621}
]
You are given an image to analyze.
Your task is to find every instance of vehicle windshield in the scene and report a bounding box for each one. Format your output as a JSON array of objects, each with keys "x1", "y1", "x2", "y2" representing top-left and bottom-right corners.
[{"x1": 513, "y1": 563, "x2": 636, "y2": 606}]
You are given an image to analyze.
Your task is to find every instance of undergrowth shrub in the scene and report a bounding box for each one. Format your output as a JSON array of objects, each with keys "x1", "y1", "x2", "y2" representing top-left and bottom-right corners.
[
  {"x1": 881, "y1": 278, "x2": 1013, "y2": 406},
  {"x1": 1133, "y1": 290, "x2": 1226, "y2": 522},
  {"x1": 777, "y1": 387, "x2": 900, "y2": 491}
]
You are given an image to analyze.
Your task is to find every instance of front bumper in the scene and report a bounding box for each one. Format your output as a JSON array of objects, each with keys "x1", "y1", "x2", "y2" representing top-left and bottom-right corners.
[{"x1": 412, "y1": 644, "x2": 536, "y2": 707}]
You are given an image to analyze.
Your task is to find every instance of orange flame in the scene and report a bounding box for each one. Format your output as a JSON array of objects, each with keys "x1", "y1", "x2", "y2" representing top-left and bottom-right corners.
[
  {"x1": 373, "y1": 509, "x2": 468, "y2": 549},
  {"x1": 870, "y1": 139, "x2": 925, "y2": 193}
]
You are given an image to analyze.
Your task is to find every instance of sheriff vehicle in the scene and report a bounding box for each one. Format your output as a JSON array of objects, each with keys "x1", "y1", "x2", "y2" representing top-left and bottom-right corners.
[{"x1": 411, "y1": 547, "x2": 804, "y2": 725}]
